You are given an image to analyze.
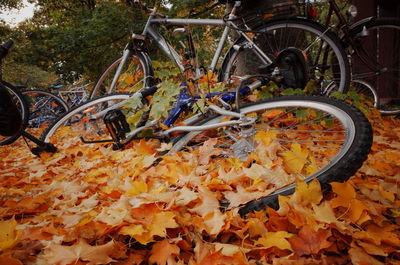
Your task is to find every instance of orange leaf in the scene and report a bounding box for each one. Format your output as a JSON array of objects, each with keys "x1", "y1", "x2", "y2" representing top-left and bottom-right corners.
[
  {"x1": 149, "y1": 239, "x2": 180, "y2": 265},
  {"x1": 288, "y1": 226, "x2": 332, "y2": 255}
]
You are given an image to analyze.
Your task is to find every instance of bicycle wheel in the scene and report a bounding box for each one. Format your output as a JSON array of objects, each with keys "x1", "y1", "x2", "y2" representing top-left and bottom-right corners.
[
  {"x1": 89, "y1": 52, "x2": 154, "y2": 99},
  {"x1": 221, "y1": 18, "x2": 350, "y2": 93},
  {"x1": 349, "y1": 17, "x2": 400, "y2": 114},
  {"x1": 350, "y1": 79, "x2": 378, "y2": 108},
  {"x1": 41, "y1": 93, "x2": 148, "y2": 148},
  {"x1": 22, "y1": 90, "x2": 69, "y2": 139},
  {"x1": 171, "y1": 96, "x2": 372, "y2": 212},
  {"x1": 0, "y1": 84, "x2": 29, "y2": 146}
]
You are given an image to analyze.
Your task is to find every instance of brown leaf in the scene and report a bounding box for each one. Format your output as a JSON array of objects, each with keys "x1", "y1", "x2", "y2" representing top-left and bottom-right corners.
[
  {"x1": 348, "y1": 242, "x2": 385, "y2": 265},
  {"x1": 288, "y1": 226, "x2": 332, "y2": 255}
]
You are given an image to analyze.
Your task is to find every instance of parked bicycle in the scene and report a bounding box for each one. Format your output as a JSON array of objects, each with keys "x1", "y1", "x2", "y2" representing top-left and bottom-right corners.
[
  {"x1": 89, "y1": 0, "x2": 351, "y2": 99},
  {"x1": 0, "y1": 40, "x2": 57, "y2": 155},
  {"x1": 40, "y1": 1, "x2": 373, "y2": 212},
  {"x1": 21, "y1": 89, "x2": 68, "y2": 135},
  {"x1": 303, "y1": 0, "x2": 400, "y2": 114},
  {"x1": 58, "y1": 83, "x2": 91, "y2": 107}
]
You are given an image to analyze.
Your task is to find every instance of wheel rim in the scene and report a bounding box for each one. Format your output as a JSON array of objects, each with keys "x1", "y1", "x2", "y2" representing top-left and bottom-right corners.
[
  {"x1": 22, "y1": 91, "x2": 69, "y2": 139},
  {"x1": 172, "y1": 99, "x2": 356, "y2": 189},
  {"x1": 43, "y1": 94, "x2": 132, "y2": 144},
  {"x1": 90, "y1": 55, "x2": 148, "y2": 99}
]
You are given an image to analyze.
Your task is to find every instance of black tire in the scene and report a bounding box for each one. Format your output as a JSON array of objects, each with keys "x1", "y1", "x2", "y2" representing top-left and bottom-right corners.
[
  {"x1": 21, "y1": 90, "x2": 69, "y2": 139},
  {"x1": 0, "y1": 84, "x2": 29, "y2": 145},
  {"x1": 348, "y1": 17, "x2": 400, "y2": 115},
  {"x1": 41, "y1": 92, "x2": 145, "y2": 147},
  {"x1": 89, "y1": 52, "x2": 154, "y2": 99},
  {"x1": 220, "y1": 17, "x2": 350, "y2": 93},
  {"x1": 171, "y1": 96, "x2": 372, "y2": 214}
]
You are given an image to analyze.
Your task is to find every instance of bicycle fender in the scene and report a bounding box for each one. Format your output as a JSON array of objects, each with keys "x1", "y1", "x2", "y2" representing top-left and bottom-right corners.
[{"x1": 348, "y1": 16, "x2": 375, "y2": 33}]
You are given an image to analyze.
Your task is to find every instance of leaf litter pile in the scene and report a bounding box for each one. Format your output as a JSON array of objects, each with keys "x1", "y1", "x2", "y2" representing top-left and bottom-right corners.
[{"x1": 0, "y1": 109, "x2": 399, "y2": 265}]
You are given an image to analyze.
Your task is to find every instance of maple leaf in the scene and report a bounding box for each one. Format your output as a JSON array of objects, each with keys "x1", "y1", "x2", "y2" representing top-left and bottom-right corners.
[
  {"x1": 312, "y1": 201, "x2": 346, "y2": 230},
  {"x1": 175, "y1": 186, "x2": 198, "y2": 206},
  {"x1": 44, "y1": 239, "x2": 116, "y2": 265},
  {"x1": 190, "y1": 186, "x2": 219, "y2": 217},
  {"x1": 198, "y1": 138, "x2": 222, "y2": 165},
  {"x1": 348, "y1": 242, "x2": 385, "y2": 265},
  {"x1": 119, "y1": 224, "x2": 153, "y2": 245},
  {"x1": 223, "y1": 185, "x2": 274, "y2": 208},
  {"x1": 0, "y1": 218, "x2": 20, "y2": 251},
  {"x1": 255, "y1": 231, "x2": 294, "y2": 251},
  {"x1": 282, "y1": 143, "x2": 309, "y2": 174},
  {"x1": 330, "y1": 182, "x2": 370, "y2": 223},
  {"x1": 288, "y1": 226, "x2": 332, "y2": 255},
  {"x1": 148, "y1": 239, "x2": 180, "y2": 265},
  {"x1": 0, "y1": 252, "x2": 23, "y2": 265},
  {"x1": 203, "y1": 210, "x2": 226, "y2": 235},
  {"x1": 149, "y1": 211, "x2": 179, "y2": 237}
]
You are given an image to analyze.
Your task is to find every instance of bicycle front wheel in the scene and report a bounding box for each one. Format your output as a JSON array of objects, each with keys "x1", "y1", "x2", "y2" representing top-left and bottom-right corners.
[
  {"x1": 41, "y1": 92, "x2": 149, "y2": 148},
  {"x1": 172, "y1": 96, "x2": 372, "y2": 212},
  {"x1": 22, "y1": 90, "x2": 69, "y2": 139},
  {"x1": 89, "y1": 52, "x2": 154, "y2": 99},
  {"x1": 349, "y1": 17, "x2": 400, "y2": 114},
  {"x1": 221, "y1": 18, "x2": 350, "y2": 93}
]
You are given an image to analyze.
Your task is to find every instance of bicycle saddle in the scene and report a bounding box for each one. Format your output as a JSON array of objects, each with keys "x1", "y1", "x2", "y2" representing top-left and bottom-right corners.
[{"x1": 275, "y1": 47, "x2": 309, "y2": 89}]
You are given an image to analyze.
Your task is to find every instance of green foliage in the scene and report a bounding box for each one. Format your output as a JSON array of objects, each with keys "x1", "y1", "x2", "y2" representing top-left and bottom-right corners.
[
  {"x1": 149, "y1": 80, "x2": 182, "y2": 121},
  {"x1": 153, "y1": 61, "x2": 181, "y2": 80},
  {"x1": 281, "y1": 88, "x2": 306, "y2": 96},
  {"x1": 3, "y1": 62, "x2": 58, "y2": 88},
  {"x1": 330, "y1": 90, "x2": 370, "y2": 114},
  {"x1": 25, "y1": 2, "x2": 140, "y2": 82}
]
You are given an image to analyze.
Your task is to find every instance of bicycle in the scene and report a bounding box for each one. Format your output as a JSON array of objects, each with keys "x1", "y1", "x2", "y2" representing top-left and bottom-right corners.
[
  {"x1": 21, "y1": 89, "x2": 69, "y2": 136},
  {"x1": 57, "y1": 83, "x2": 91, "y2": 108},
  {"x1": 0, "y1": 40, "x2": 57, "y2": 155},
  {"x1": 41, "y1": 67, "x2": 372, "y2": 212},
  {"x1": 303, "y1": 0, "x2": 400, "y2": 114},
  {"x1": 89, "y1": 0, "x2": 351, "y2": 99}
]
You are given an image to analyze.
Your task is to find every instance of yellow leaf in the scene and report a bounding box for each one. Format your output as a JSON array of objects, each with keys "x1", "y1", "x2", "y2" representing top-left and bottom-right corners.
[
  {"x1": 313, "y1": 201, "x2": 346, "y2": 230},
  {"x1": 282, "y1": 143, "x2": 309, "y2": 174},
  {"x1": 120, "y1": 224, "x2": 154, "y2": 245},
  {"x1": 255, "y1": 231, "x2": 294, "y2": 251},
  {"x1": 293, "y1": 179, "x2": 323, "y2": 205},
  {"x1": 125, "y1": 180, "x2": 148, "y2": 196},
  {"x1": 331, "y1": 182, "x2": 356, "y2": 200},
  {"x1": 214, "y1": 243, "x2": 248, "y2": 256},
  {"x1": 0, "y1": 218, "x2": 20, "y2": 251},
  {"x1": 254, "y1": 130, "x2": 278, "y2": 146},
  {"x1": 149, "y1": 212, "x2": 178, "y2": 237}
]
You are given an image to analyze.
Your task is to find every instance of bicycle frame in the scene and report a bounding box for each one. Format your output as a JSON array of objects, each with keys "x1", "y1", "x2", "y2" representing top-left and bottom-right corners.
[
  {"x1": 82, "y1": 79, "x2": 263, "y2": 146},
  {"x1": 109, "y1": 2, "x2": 273, "y2": 92}
]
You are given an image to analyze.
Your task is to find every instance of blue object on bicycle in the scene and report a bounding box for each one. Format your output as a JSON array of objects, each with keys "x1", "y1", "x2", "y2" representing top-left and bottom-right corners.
[{"x1": 49, "y1": 84, "x2": 64, "y2": 90}]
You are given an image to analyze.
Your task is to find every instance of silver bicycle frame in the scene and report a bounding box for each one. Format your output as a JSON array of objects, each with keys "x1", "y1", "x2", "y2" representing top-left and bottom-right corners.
[
  {"x1": 145, "y1": 17, "x2": 272, "y2": 73},
  {"x1": 109, "y1": 4, "x2": 273, "y2": 94}
]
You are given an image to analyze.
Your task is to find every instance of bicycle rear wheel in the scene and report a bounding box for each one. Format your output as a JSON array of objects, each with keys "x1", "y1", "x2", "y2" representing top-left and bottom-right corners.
[
  {"x1": 0, "y1": 83, "x2": 29, "y2": 146},
  {"x1": 349, "y1": 17, "x2": 400, "y2": 114},
  {"x1": 22, "y1": 90, "x2": 69, "y2": 139},
  {"x1": 221, "y1": 18, "x2": 350, "y2": 93},
  {"x1": 171, "y1": 96, "x2": 372, "y2": 212},
  {"x1": 41, "y1": 93, "x2": 148, "y2": 148},
  {"x1": 89, "y1": 52, "x2": 154, "y2": 99}
]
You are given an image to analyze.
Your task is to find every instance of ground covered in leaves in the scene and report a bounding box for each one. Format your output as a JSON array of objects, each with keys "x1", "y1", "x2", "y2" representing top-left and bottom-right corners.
[{"x1": 0, "y1": 109, "x2": 399, "y2": 265}]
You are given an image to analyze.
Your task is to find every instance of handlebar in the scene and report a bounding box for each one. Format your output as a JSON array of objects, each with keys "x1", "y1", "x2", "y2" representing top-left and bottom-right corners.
[{"x1": 0, "y1": 39, "x2": 14, "y2": 60}]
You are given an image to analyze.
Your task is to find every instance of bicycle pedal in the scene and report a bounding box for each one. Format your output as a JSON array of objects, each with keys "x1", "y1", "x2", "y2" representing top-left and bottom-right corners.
[{"x1": 103, "y1": 109, "x2": 130, "y2": 142}]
